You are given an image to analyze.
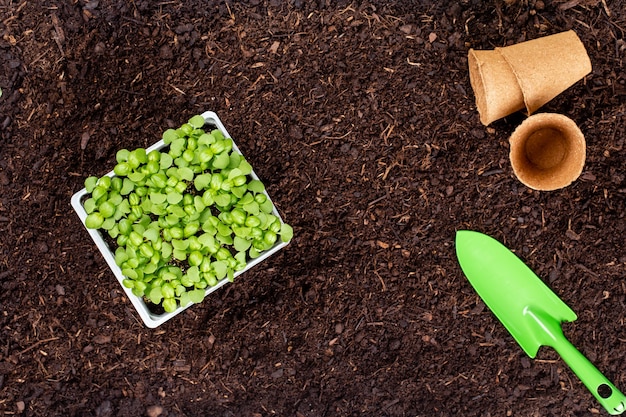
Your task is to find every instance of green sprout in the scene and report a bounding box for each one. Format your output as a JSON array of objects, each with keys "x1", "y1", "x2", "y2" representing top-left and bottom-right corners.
[{"x1": 83, "y1": 115, "x2": 292, "y2": 313}]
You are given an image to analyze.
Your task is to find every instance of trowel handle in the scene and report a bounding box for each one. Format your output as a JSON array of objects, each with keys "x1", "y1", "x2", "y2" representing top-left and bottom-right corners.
[{"x1": 552, "y1": 336, "x2": 625, "y2": 415}]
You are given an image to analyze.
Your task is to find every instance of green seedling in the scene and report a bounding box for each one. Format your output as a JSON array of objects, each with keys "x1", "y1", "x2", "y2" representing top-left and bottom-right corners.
[{"x1": 83, "y1": 115, "x2": 293, "y2": 313}]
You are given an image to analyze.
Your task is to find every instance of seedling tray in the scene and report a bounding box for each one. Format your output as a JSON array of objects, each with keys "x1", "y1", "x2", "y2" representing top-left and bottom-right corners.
[{"x1": 71, "y1": 111, "x2": 289, "y2": 328}]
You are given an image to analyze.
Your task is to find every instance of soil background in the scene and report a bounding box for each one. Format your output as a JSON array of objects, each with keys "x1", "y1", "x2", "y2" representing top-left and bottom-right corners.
[{"x1": 1, "y1": 1, "x2": 625, "y2": 416}]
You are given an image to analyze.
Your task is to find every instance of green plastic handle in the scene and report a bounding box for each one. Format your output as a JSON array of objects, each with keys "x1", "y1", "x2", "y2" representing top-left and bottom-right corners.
[
  {"x1": 551, "y1": 333, "x2": 626, "y2": 415},
  {"x1": 524, "y1": 306, "x2": 626, "y2": 414}
]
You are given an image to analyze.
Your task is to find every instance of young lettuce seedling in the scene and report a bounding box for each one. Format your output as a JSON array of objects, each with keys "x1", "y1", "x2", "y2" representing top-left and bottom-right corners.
[{"x1": 83, "y1": 115, "x2": 292, "y2": 313}]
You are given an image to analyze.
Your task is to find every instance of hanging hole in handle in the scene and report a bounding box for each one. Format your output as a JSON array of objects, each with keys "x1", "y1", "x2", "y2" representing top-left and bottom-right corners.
[{"x1": 598, "y1": 383, "x2": 613, "y2": 399}]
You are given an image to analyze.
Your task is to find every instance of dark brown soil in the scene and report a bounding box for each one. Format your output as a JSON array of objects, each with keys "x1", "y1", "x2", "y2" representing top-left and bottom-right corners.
[{"x1": 1, "y1": 1, "x2": 625, "y2": 416}]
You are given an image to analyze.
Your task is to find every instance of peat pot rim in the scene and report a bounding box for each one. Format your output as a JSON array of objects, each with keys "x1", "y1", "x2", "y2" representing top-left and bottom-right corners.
[{"x1": 509, "y1": 113, "x2": 586, "y2": 191}]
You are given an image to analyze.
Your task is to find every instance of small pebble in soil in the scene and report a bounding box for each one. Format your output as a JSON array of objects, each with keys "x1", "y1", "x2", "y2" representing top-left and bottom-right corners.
[
  {"x1": 80, "y1": 131, "x2": 90, "y2": 150},
  {"x1": 94, "y1": 42, "x2": 106, "y2": 55},
  {"x1": 95, "y1": 400, "x2": 112, "y2": 417},
  {"x1": 146, "y1": 405, "x2": 164, "y2": 417}
]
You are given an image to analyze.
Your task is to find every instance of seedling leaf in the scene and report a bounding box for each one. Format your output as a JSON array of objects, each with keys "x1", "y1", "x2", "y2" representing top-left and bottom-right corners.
[{"x1": 188, "y1": 289, "x2": 205, "y2": 304}]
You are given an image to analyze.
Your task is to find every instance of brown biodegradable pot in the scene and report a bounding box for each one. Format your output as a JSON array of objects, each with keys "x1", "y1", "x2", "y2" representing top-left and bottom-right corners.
[
  {"x1": 509, "y1": 113, "x2": 586, "y2": 191},
  {"x1": 468, "y1": 30, "x2": 592, "y2": 125},
  {"x1": 468, "y1": 49, "x2": 526, "y2": 126}
]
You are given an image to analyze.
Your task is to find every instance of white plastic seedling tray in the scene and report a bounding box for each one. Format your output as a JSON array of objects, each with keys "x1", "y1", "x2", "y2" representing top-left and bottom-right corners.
[{"x1": 71, "y1": 111, "x2": 289, "y2": 328}]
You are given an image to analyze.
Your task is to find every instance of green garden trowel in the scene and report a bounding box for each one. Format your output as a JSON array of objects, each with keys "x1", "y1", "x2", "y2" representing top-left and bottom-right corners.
[{"x1": 455, "y1": 230, "x2": 625, "y2": 415}]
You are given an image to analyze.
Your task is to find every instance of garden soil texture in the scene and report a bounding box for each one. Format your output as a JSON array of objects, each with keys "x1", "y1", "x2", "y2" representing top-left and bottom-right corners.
[{"x1": 1, "y1": 1, "x2": 625, "y2": 416}]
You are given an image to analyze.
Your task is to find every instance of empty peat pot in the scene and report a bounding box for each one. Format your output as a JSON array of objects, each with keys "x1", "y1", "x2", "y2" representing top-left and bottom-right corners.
[
  {"x1": 468, "y1": 30, "x2": 592, "y2": 125},
  {"x1": 509, "y1": 113, "x2": 586, "y2": 191}
]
